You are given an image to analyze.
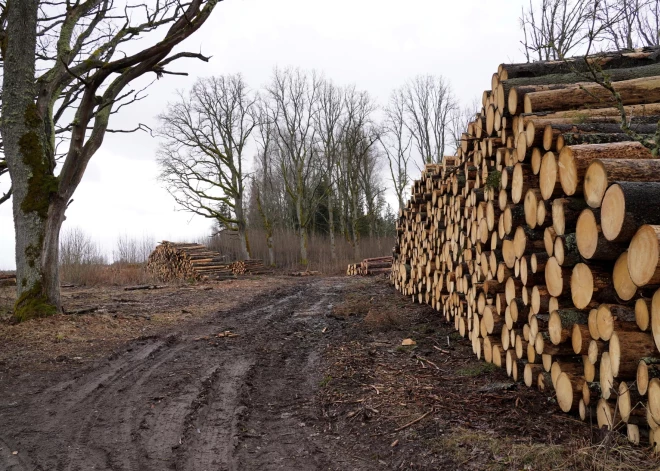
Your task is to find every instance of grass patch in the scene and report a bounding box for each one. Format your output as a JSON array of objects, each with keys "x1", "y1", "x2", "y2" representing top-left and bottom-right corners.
[
  {"x1": 456, "y1": 362, "x2": 498, "y2": 377},
  {"x1": 332, "y1": 292, "x2": 371, "y2": 319},
  {"x1": 319, "y1": 375, "x2": 332, "y2": 387},
  {"x1": 448, "y1": 331, "x2": 462, "y2": 341},
  {"x1": 364, "y1": 308, "x2": 402, "y2": 328}
]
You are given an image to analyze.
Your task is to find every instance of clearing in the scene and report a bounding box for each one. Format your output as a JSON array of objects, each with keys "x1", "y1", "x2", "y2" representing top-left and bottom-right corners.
[{"x1": 0, "y1": 276, "x2": 657, "y2": 470}]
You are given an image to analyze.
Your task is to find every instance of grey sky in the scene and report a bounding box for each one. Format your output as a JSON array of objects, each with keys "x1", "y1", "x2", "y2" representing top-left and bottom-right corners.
[{"x1": 0, "y1": 0, "x2": 526, "y2": 269}]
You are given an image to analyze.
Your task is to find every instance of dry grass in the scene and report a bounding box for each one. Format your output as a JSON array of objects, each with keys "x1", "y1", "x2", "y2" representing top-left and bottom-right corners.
[
  {"x1": 0, "y1": 276, "x2": 295, "y2": 370},
  {"x1": 436, "y1": 427, "x2": 660, "y2": 471},
  {"x1": 207, "y1": 228, "x2": 393, "y2": 273},
  {"x1": 330, "y1": 277, "x2": 406, "y2": 328},
  {"x1": 332, "y1": 293, "x2": 372, "y2": 319},
  {"x1": 60, "y1": 262, "x2": 158, "y2": 286},
  {"x1": 319, "y1": 278, "x2": 660, "y2": 470},
  {"x1": 363, "y1": 307, "x2": 403, "y2": 328},
  {"x1": 0, "y1": 263, "x2": 156, "y2": 289}
]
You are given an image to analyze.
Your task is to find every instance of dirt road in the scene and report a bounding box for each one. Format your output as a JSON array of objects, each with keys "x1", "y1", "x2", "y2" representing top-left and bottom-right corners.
[
  {"x1": 0, "y1": 278, "x2": 373, "y2": 471},
  {"x1": 3, "y1": 276, "x2": 657, "y2": 471}
]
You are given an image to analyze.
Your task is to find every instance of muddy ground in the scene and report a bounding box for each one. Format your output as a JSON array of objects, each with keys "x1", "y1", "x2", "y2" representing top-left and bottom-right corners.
[{"x1": 0, "y1": 276, "x2": 658, "y2": 470}]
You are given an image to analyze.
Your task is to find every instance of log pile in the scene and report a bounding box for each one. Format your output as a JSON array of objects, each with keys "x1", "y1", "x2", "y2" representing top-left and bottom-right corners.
[
  {"x1": 147, "y1": 241, "x2": 234, "y2": 281},
  {"x1": 230, "y1": 259, "x2": 272, "y2": 275},
  {"x1": 391, "y1": 47, "x2": 660, "y2": 448},
  {"x1": 0, "y1": 274, "x2": 16, "y2": 288},
  {"x1": 347, "y1": 256, "x2": 393, "y2": 276}
]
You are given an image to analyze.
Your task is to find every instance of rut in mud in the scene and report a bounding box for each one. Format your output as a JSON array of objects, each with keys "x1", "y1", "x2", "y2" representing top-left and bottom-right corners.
[
  {"x1": 3, "y1": 276, "x2": 655, "y2": 471},
  {"x1": 0, "y1": 278, "x2": 373, "y2": 471}
]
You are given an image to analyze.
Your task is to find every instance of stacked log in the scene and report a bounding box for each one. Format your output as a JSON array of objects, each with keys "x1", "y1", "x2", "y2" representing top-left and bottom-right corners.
[
  {"x1": 230, "y1": 259, "x2": 272, "y2": 275},
  {"x1": 347, "y1": 256, "x2": 393, "y2": 276},
  {"x1": 391, "y1": 47, "x2": 660, "y2": 447},
  {"x1": 147, "y1": 241, "x2": 234, "y2": 281},
  {"x1": 0, "y1": 274, "x2": 16, "y2": 288}
]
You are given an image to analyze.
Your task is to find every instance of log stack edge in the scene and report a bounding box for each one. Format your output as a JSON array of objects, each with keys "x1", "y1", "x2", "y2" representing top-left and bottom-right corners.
[{"x1": 390, "y1": 46, "x2": 660, "y2": 448}]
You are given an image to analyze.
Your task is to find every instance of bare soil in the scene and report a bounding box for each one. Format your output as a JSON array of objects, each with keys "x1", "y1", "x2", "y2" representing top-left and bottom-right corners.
[{"x1": 0, "y1": 276, "x2": 658, "y2": 470}]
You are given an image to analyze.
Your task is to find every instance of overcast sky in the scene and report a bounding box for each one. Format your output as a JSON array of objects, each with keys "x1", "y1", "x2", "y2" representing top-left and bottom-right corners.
[{"x1": 0, "y1": 0, "x2": 527, "y2": 270}]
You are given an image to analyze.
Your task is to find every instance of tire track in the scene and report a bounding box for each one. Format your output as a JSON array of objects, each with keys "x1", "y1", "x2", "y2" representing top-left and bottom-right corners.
[{"x1": 0, "y1": 279, "x2": 373, "y2": 471}]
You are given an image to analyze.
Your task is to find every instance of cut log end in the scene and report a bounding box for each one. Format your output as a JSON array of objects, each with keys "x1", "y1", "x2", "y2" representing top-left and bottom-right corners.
[
  {"x1": 556, "y1": 372, "x2": 577, "y2": 412},
  {"x1": 583, "y1": 160, "x2": 608, "y2": 208},
  {"x1": 558, "y1": 146, "x2": 579, "y2": 196},
  {"x1": 539, "y1": 152, "x2": 558, "y2": 200},
  {"x1": 571, "y1": 263, "x2": 593, "y2": 309},
  {"x1": 628, "y1": 225, "x2": 660, "y2": 287},
  {"x1": 575, "y1": 209, "x2": 599, "y2": 259},
  {"x1": 613, "y1": 252, "x2": 637, "y2": 302},
  {"x1": 545, "y1": 256, "x2": 564, "y2": 297},
  {"x1": 648, "y1": 378, "x2": 660, "y2": 423},
  {"x1": 601, "y1": 183, "x2": 625, "y2": 242}
]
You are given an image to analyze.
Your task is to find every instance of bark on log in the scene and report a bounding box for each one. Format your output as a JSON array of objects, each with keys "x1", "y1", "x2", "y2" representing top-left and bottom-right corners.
[
  {"x1": 576, "y1": 209, "x2": 626, "y2": 261},
  {"x1": 549, "y1": 309, "x2": 589, "y2": 345},
  {"x1": 601, "y1": 183, "x2": 660, "y2": 244},
  {"x1": 524, "y1": 76, "x2": 660, "y2": 114},
  {"x1": 613, "y1": 251, "x2": 638, "y2": 302},
  {"x1": 499, "y1": 49, "x2": 660, "y2": 80},
  {"x1": 585, "y1": 160, "x2": 660, "y2": 209},
  {"x1": 558, "y1": 142, "x2": 654, "y2": 197}
]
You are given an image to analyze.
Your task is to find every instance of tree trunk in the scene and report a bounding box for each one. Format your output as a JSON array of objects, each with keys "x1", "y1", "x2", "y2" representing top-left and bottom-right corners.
[
  {"x1": 3, "y1": 0, "x2": 65, "y2": 320},
  {"x1": 299, "y1": 226, "x2": 308, "y2": 267},
  {"x1": 328, "y1": 190, "x2": 337, "y2": 262},
  {"x1": 267, "y1": 233, "x2": 275, "y2": 267},
  {"x1": 351, "y1": 214, "x2": 361, "y2": 261},
  {"x1": 255, "y1": 188, "x2": 274, "y2": 266},
  {"x1": 234, "y1": 196, "x2": 250, "y2": 260},
  {"x1": 237, "y1": 227, "x2": 250, "y2": 261},
  {"x1": 295, "y1": 195, "x2": 308, "y2": 266}
]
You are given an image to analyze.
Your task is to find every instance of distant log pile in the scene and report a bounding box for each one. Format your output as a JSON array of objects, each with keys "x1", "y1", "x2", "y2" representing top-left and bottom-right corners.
[
  {"x1": 147, "y1": 242, "x2": 233, "y2": 281},
  {"x1": 347, "y1": 256, "x2": 393, "y2": 276},
  {"x1": 0, "y1": 274, "x2": 16, "y2": 288},
  {"x1": 230, "y1": 259, "x2": 272, "y2": 275},
  {"x1": 391, "y1": 47, "x2": 660, "y2": 448},
  {"x1": 147, "y1": 242, "x2": 275, "y2": 281}
]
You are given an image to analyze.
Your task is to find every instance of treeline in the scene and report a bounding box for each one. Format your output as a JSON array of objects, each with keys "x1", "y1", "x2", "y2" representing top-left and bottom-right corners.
[
  {"x1": 156, "y1": 69, "x2": 472, "y2": 266},
  {"x1": 58, "y1": 228, "x2": 156, "y2": 285}
]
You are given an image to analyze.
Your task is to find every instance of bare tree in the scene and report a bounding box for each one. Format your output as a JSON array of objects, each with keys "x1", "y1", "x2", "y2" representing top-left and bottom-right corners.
[
  {"x1": 400, "y1": 75, "x2": 458, "y2": 165},
  {"x1": 314, "y1": 78, "x2": 344, "y2": 262},
  {"x1": 338, "y1": 85, "x2": 379, "y2": 260},
  {"x1": 599, "y1": 0, "x2": 660, "y2": 49},
  {"x1": 522, "y1": 0, "x2": 660, "y2": 153},
  {"x1": 448, "y1": 98, "x2": 480, "y2": 155},
  {"x1": 520, "y1": 0, "x2": 595, "y2": 61},
  {"x1": 252, "y1": 99, "x2": 281, "y2": 266},
  {"x1": 520, "y1": 0, "x2": 659, "y2": 61},
  {"x1": 358, "y1": 146, "x2": 385, "y2": 239},
  {"x1": 113, "y1": 233, "x2": 155, "y2": 264},
  {"x1": 60, "y1": 227, "x2": 106, "y2": 266},
  {"x1": 637, "y1": 0, "x2": 660, "y2": 46},
  {"x1": 379, "y1": 89, "x2": 412, "y2": 213},
  {"x1": 157, "y1": 74, "x2": 256, "y2": 260},
  {"x1": 265, "y1": 67, "x2": 324, "y2": 266},
  {"x1": 1, "y1": 0, "x2": 219, "y2": 320}
]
